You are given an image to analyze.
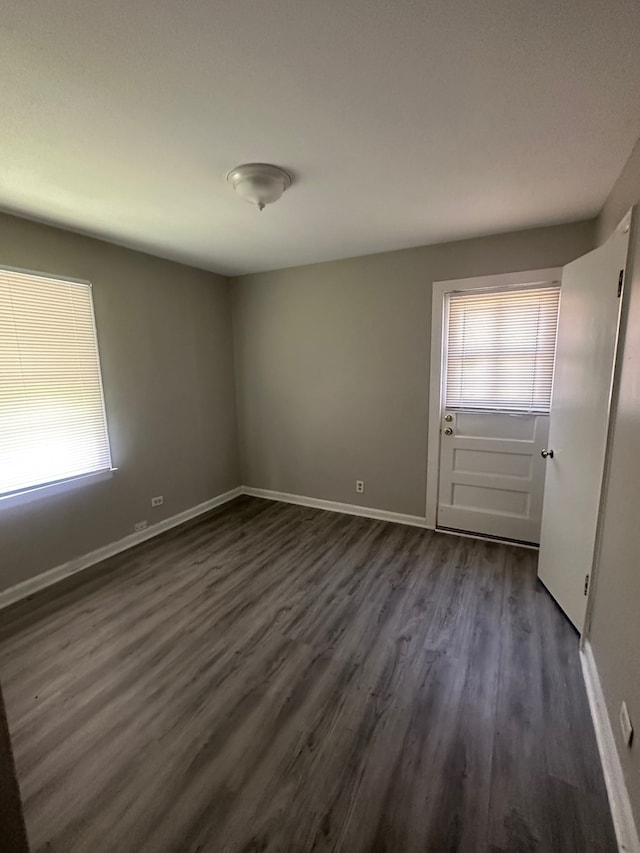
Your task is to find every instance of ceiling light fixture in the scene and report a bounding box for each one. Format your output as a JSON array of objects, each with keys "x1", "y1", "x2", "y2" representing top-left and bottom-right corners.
[{"x1": 226, "y1": 163, "x2": 292, "y2": 211}]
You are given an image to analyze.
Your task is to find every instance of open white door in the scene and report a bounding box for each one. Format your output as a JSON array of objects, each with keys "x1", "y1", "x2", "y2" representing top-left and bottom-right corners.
[{"x1": 537, "y1": 219, "x2": 631, "y2": 631}]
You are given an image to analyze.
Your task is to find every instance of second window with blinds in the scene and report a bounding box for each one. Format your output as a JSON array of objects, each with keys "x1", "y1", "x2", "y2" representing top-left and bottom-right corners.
[
  {"x1": 435, "y1": 279, "x2": 561, "y2": 544},
  {"x1": 0, "y1": 267, "x2": 112, "y2": 503}
]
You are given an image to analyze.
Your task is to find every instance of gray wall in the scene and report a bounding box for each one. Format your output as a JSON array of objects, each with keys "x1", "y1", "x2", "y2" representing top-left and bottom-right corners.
[
  {"x1": 0, "y1": 213, "x2": 240, "y2": 593},
  {"x1": 597, "y1": 136, "x2": 640, "y2": 244},
  {"x1": 232, "y1": 220, "x2": 595, "y2": 516},
  {"x1": 0, "y1": 680, "x2": 29, "y2": 852},
  {"x1": 589, "y1": 138, "x2": 640, "y2": 831}
]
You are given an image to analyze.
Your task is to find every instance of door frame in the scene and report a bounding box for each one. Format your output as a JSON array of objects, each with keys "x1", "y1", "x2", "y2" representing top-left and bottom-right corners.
[{"x1": 425, "y1": 267, "x2": 562, "y2": 529}]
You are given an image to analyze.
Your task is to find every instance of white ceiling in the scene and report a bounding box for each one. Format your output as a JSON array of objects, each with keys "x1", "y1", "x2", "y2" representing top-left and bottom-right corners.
[{"x1": 2, "y1": 0, "x2": 640, "y2": 276}]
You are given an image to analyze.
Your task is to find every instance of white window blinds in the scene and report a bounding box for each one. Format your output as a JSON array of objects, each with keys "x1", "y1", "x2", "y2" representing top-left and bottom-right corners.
[
  {"x1": 0, "y1": 268, "x2": 112, "y2": 498},
  {"x1": 445, "y1": 285, "x2": 560, "y2": 413}
]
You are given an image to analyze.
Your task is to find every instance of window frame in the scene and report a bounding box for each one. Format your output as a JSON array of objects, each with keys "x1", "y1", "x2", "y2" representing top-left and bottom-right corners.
[{"x1": 0, "y1": 265, "x2": 115, "y2": 506}]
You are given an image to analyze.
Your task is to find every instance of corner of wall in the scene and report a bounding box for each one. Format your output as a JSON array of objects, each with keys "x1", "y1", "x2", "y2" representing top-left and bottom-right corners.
[
  {"x1": 597, "y1": 135, "x2": 640, "y2": 245},
  {"x1": 226, "y1": 275, "x2": 248, "y2": 485}
]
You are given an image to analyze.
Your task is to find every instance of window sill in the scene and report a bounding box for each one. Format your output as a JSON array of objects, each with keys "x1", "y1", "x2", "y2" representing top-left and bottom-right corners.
[{"x1": 0, "y1": 469, "x2": 117, "y2": 510}]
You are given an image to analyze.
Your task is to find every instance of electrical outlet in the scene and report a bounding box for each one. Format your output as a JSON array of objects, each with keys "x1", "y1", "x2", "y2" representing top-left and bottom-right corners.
[
  {"x1": 355, "y1": 480, "x2": 364, "y2": 494},
  {"x1": 620, "y1": 701, "x2": 633, "y2": 747},
  {"x1": 151, "y1": 496, "x2": 164, "y2": 507},
  {"x1": 134, "y1": 521, "x2": 148, "y2": 533}
]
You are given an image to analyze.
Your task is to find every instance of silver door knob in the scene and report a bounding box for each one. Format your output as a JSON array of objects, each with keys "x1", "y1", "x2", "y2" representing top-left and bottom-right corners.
[
  {"x1": 444, "y1": 427, "x2": 453, "y2": 436},
  {"x1": 541, "y1": 449, "x2": 554, "y2": 459}
]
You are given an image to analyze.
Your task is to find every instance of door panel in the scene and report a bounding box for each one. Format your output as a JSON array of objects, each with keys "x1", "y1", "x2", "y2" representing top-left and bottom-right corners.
[
  {"x1": 437, "y1": 409, "x2": 549, "y2": 542},
  {"x1": 537, "y1": 224, "x2": 630, "y2": 631},
  {"x1": 454, "y1": 448, "x2": 532, "y2": 477}
]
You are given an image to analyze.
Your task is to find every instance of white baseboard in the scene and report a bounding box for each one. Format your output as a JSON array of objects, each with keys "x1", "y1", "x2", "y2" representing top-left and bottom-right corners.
[
  {"x1": 0, "y1": 485, "x2": 427, "y2": 613},
  {"x1": 581, "y1": 640, "x2": 640, "y2": 853},
  {"x1": 242, "y1": 486, "x2": 430, "y2": 528},
  {"x1": 0, "y1": 487, "x2": 243, "y2": 612}
]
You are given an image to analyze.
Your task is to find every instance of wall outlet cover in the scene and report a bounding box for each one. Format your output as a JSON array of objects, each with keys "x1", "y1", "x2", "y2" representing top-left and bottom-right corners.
[
  {"x1": 134, "y1": 521, "x2": 148, "y2": 532},
  {"x1": 151, "y1": 496, "x2": 164, "y2": 507},
  {"x1": 356, "y1": 480, "x2": 364, "y2": 494}
]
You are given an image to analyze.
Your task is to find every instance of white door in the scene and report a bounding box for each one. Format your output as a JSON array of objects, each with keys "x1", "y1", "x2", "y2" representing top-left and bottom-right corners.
[
  {"x1": 537, "y1": 223, "x2": 630, "y2": 631},
  {"x1": 437, "y1": 410, "x2": 548, "y2": 542},
  {"x1": 436, "y1": 284, "x2": 560, "y2": 543}
]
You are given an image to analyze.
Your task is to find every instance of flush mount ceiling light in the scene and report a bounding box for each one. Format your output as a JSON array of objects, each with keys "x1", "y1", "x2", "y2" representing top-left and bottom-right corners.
[{"x1": 226, "y1": 163, "x2": 292, "y2": 211}]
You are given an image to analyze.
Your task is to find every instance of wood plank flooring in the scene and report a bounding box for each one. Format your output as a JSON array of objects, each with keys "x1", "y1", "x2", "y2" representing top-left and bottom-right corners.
[{"x1": 0, "y1": 496, "x2": 616, "y2": 853}]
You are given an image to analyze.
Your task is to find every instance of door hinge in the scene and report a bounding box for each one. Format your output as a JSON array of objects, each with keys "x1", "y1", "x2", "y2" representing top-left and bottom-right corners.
[
  {"x1": 584, "y1": 574, "x2": 590, "y2": 596},
  {"x1": 618, "y1": 269, "x2": 624, "y2": 297}
]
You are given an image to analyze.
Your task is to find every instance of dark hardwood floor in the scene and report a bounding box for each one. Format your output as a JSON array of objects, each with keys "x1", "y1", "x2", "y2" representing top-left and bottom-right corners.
[{"x1": 0, "y1": 496, "x2": 616, "y2": 853}]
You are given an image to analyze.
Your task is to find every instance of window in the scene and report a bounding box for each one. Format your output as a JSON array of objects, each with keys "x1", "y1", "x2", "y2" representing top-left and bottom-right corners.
[
  {"x1": 0, "y1": 268, "x2": 112, "y2": 498},
  {"x1": 444, "y1": 285, "x2": 560, "y2": 413}
]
